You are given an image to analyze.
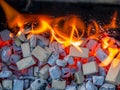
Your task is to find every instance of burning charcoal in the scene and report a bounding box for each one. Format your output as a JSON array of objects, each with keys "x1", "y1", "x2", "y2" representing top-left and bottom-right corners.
[
  {"x1": 18, "y1": 33, "x2": 26, "y2": 42},
  {"x1": 88, "y1": 56, "x2": 96, "y2": 62},
  {"x1": 1, "y1": 46, "x2": 12, "y2": 62},
  {"x1": 13, "y1": 79, "x2": 24, "y2": 90},
  {"x1": 78, "y1": 83, "x2": 86, "y2": 90},
  {"x1": 47, "y1": 53, "x2": 59, "y2": 66},
  {"x1": 30, "y1": 78, "x2": 47, "y2": 90},
  {"x1": 95, "y1": 47, "x2": 107, "y2": 62},
  {"x1": 99, "y1": 83, "x2": 115, "y2": 90},
  {"x1": 49, "y1": 41, "x2": 64, "y2": 54},
  {"x1": 56, "y1": 59, "x2": 67, "y2": 67},
  {"x1": 74, "y1": 71, "x2": 84, "y2": 84},
  {"x1": 34, "y1": 66, "x2": 39, "y2": 77},
  {"x1": 2, "y1": 80, "x2": 12, "y2": 90},
  {"x1": 0, "y1": 29, "x2": 11, "y2": 41},
  {"x1": 105, "y1": 56, "x2": 120, "y2": 85},
  {"x1": 61, "y1": 68, "x2": 70, "y2": 78},
  {"x1": 66, "y1": 85, "x2": 76, "y2": 90},
  {"x1": 82, "y1": 61, "x2": 98, "y2": 75},
  {"x1": 0, "y1": 70, "x2": 12, "y2": 78},
  {"x1": 37, "y1": 35, "x2": 49, "y2": 46},
  {"x1": 86, "y1": 81, "x2": 97, "y2": 90},
  {"x1": 24, "y1": 80, "x2": 29, "y2": 89},
  {"x1": 64, "y1": 56, "x2": 74, "y2": 65},
  {"x1": 32, "y1": 46, "x2": 50, "y2": 62},
  {"x1": 49, "y1": 65, "x2": 61, "y2": 79},
  {"x1": 16, "y1": 56, "x2": 36, "y2": 70},
  {"x1": 92, "y1": 76, "x2": 104, "y2": 86},
  {"x1": 30, "y1": 34, "x2": 36, "y2": 48},
  {"x1": 19, "y1": 76, "x2": 35, "y2": 80},
  {"x1": 21, "y1": 43, "x2": 31, "y2": 57},
  {"x1": 52, "y1": 80, "x2": 66, "y2": 90},
  {"x1": 69, "y1": 46, "x2": 89, "y2": 58},
  {"x1": 10, "y1": 54, "x2": 21, "y2": 63},
  {"x1": 39, "y1": 65, "x2": 50, "y2": 79},
  {"x1": 14, "y1": 38, "x2": 22, "y2": 46}
]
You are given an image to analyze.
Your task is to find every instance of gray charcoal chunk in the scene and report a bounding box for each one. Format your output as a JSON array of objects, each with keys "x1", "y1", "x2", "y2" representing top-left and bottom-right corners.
[
  {"x1": 64, "y1": 56, "x2": 74, "y2": 65},
  {"x1": 92, "y1": 76, "x2": 104, "y2": 86},
  {"x1": 78, "y1": 83, "x2": 86, "y2": 90},
  {"x1": 66, "y1": 85, "x2": 76, "y2": 90},
  {"x1": 99, "y1": 83, "x2": 115, "y2": 90},
  {"x1": 10, "y1": 54, "x2": 21, "y2": 63},
  {"x1": 86, "y1": 81, "x2": 97, "y2": 90},
  {"x1": 49, "y1": 66, "x2": 61, "y2": 79},
  {"x1": 61, "y1": 68, "x2": 70, "y2": 78},
  {"x1": 13, "y1": 79, "x2": 24, "y2": 90},
  {"x1": 56, "y1": 59, "x2": 67, "y2": 67},
  {"x1": 47, "y1": 53, "x2": 59, "y2": 66},
  {"x1": 0, "y1": 29, "x2": 11, "y2": 41},
  {"x1": 24, "y1": 80, "x2": 29, "y2": 89},
  {"x1": 0, "y1": 70, "x2": 12, "y2": 78},
  {"x1": 30, "y1": 34, "x2": 36, "y2": 48},
  {"x1": 30, "y1": 78, "x2": 47, "y2": 90},
  {"x1": 99, "y1": 67, "x2": 106, "y2": 77},
  {"x1": 1, "y1": 46, "x2": 12, "y2": 62}
]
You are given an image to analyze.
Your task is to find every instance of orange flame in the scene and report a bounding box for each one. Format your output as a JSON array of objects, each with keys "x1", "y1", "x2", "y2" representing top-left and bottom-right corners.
[{"x1": 103, "y1": 11, "x2": 118, "y2": 29}]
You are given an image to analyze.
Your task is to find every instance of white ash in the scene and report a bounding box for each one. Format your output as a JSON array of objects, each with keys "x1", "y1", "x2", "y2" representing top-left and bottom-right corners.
[{"x1": 49, "y1": 65, "x2": 61, "y2": 79}]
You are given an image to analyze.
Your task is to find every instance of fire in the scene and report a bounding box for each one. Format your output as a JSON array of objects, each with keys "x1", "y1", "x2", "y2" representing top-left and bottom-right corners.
[{"x1": 0, "y1": 0, "x2": 120, "y2": 67}]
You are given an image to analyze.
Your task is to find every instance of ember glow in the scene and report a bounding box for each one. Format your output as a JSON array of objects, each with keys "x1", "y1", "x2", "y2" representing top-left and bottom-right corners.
[{"x1": 0, "y1": 0, "x2": 119, "y2": 68}]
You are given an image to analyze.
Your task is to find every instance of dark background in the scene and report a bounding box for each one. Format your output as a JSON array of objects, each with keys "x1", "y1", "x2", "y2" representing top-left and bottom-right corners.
[{"x1": 0, "y1": 0, "x2": 120, "y2": 31}]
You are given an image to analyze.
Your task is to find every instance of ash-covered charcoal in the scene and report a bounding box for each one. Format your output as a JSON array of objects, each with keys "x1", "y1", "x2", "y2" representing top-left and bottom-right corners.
[
  {"x1": 9, "y1": 54, "x2": 21, "y2": 63},
  {"x1": 52, "y1": 79, "x2": 66, "y2": 90},
  {"x1": 82, "y1": 61, "x2": 98, "y2": 75},
  {"x1": 64, "y1": 56, "x2": 74, "y2": 65},
  {"x1": 49, "y1": 65, "x2": 61, "y2": 79},
  {"x1": 92, "y1": 76, "x2": 104, "y2": 86},
  {"x1": 56, "y1": 59, "x2": 67, "y2": 67},
  {"x1": 95, "y1": 47, "x2": 107, "y2": 62},
  {"x1": 19, "y1": 76, "x2": 35, "y2": 80},
  {"x1": 66, "y1": 85, "x2": 76, "y2": 90},
  {"x1": 49, "y1": 41, "x2": 65, "y2": 54},
  {"x1": 13, "y1": 79, "x2": 24, "y2": 90},
  {"x1": 86, "y1": 81, "x2": 98, "y2": 90},
  {"x1": 0, "y1": 83, "x2": 2, "y2": 90},
  {"x1": 17, "y1": 33, "x2": 26, "y2": 42},
  {"x1": 99, "y1": 83, "x2": 116, "y2": 90},
  {"x1": 0, "y1": 70, "x2": 12, "y2": 78},
  {"x1": 0, "y1": 29, "x2": 11, "y2": 41},
  {"x1": 39, "y1": 65, "x2": 50, "y2": 79},
  {"x1": 99, "y1": 67, "x2": 106, "y2": 77},
  {"x1": 30, "y1": 78, "x2": 47, "y2": 90},
  {"x1": 78, "y1": 83, "x2": 86, "y2": 90},
  {"x1": 29, "y1": 34, "x2": 37, "y2": 48},
  {"x1": 74, "y1": 71, "x2": 84, "y2": 84},
  {"x1": 33, "y1": 66, "x2": 39, "y2": 77},
  {"x1": 0, "y1": 46, "x2": 12, "y2": 62},
  {"x1": 61, "y1": 67, "x2": 70, "y2": 78},
  {"x1": 14, "y1": 37, "x2": 22, "y2": 46},
  {"x1": 24, "y1": 79, "x2": 29, "y2": 89},
  {"x1": 37, "y1": 35, "x2": 50, "y2": 47},
  {"x1": 2, "y1": 80, "x2": 12, "y2": 90},
  {"x1": 47, "y1": 53, "x2": 59, "y2": 66}
]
